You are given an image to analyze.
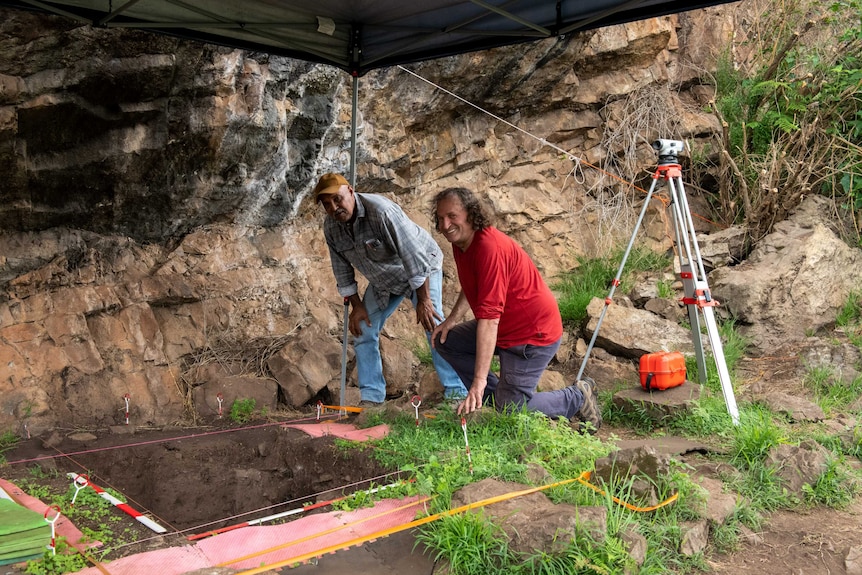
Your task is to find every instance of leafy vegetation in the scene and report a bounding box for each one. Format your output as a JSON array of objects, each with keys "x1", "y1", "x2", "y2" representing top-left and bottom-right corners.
[
  {"x1": 11, "y1": 475, "x2": 143, "y2": 575},
  {"x1": 836, "y1": 289, "x2": 862, "y2": 346},
  {"x1": 709, "y1": 0, "x2": 862, "y2": 244},
  {"x1": 23, "y1": 541, "x2": 87, "y2": 575},
  {"x1": 228, "y1": 397, "x2": 257, "y2": 424}
]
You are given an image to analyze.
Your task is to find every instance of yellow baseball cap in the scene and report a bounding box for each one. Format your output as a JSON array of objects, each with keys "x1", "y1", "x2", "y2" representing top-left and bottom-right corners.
[{"x1": 312, "y1": 173, "x2": 349, "y2": 202}]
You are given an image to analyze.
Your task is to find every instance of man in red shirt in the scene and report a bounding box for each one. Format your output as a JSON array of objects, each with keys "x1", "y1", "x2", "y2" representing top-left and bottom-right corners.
[{"x1": 430, "y1": 187, "x2": 601, "y2": 433}]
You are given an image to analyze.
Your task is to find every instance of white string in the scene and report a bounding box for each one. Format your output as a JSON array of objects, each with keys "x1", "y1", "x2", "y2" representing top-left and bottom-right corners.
[{"x1": 396, "y1": 65, "x2": 582, "y2": 164}]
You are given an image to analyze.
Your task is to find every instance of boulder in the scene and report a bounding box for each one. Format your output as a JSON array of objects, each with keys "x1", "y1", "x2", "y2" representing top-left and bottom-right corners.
[
  {"x1": 451, "y1": 478, "x2": 607, "y2": 556},
  {"x1": 584, "y1": 297, "x2": 697, "y2": 359},
  {"x1": 710, "y1": 196, "x2": 862, "y2": 352}
]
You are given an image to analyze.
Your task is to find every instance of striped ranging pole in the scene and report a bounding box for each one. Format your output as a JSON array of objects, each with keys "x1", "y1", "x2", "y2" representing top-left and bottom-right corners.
[
  {"x1": 460, "y1": 417, "x2": 473, "y2": 475},
  {"x1": 43, "y1": 505, "x2": 61, "y2": 555},
  {"x1": 67, "y1": 473, "x2": 167, "y2": 534}
]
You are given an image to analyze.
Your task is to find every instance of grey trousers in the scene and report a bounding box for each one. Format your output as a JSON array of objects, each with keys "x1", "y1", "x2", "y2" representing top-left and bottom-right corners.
[{"x1": 435, "y1": 319, "x2": 584, "y2": 419}]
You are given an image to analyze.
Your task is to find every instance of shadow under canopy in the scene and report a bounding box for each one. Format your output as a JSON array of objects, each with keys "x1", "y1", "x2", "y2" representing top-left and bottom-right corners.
[{"x1": 0, "y1": 0, "x2": 737, "y2": 76}]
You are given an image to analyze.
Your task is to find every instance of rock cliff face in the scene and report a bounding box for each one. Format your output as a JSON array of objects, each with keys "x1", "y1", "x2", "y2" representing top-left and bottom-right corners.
[{"x1": 0, "y1": 4, "x2": 752, "y2": 432}]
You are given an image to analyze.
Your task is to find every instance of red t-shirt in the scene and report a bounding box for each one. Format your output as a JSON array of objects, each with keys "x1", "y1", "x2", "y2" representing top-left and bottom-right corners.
[{"x1": 453, "y1": 227, "x2": 562, "y2": 348}]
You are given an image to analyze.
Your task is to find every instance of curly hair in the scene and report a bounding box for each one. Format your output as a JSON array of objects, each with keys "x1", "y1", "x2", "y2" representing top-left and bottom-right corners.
[{"x1": 431, "y1": 187, "x2": 492, "y2": 231}]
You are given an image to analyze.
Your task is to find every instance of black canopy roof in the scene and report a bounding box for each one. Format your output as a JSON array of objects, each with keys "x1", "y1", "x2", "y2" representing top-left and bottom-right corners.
[{"x1": 2, "y1": 0, "x2": 737, "y2": 75}]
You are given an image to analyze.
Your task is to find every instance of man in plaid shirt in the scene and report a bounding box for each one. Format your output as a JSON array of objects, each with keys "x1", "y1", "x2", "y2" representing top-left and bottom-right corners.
[{"x1": 313, "y1": 173, "x2": 468, "y2": 406}]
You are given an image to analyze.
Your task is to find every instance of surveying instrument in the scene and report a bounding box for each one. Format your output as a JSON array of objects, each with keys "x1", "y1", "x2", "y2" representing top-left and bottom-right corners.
[{"x1": 575, "y1": 139, "x2": 740, "y2": 425}]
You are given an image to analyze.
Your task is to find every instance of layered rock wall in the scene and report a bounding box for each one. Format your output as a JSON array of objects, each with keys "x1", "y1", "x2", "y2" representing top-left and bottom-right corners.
[{"x1": 0, "y1": 5, "x2": 743, "y2": 432}]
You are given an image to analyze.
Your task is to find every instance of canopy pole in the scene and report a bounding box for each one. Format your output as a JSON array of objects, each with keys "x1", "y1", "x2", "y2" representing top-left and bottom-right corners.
[
  {"x1": 339, "y1": 73, "x2": 359, "y2": 413},
  {"x1": 348, "y1": 74, "x2": 358, "y2": 188}
]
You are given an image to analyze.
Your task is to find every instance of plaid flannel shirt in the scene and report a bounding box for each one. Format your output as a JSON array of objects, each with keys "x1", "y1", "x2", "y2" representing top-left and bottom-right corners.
[{"x1": 324, "y1": 193, "x2": 443, "y2": 303}]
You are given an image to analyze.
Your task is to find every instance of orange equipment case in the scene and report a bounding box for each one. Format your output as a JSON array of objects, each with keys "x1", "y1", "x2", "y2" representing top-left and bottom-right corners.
[{"x1": 639, "y1": 351, "x2": 686, "y2": 391}]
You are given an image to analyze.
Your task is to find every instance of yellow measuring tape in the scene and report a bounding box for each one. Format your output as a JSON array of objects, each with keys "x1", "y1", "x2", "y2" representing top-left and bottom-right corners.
[{"x1": 229, "y1": 472, "x2": 678, "y2": 574}]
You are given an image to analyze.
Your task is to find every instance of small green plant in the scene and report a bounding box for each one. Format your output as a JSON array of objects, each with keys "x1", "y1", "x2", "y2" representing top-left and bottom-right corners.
[
  {"x1": 24, "y1": 540, "x2": 87, "y2": 575},
  {"x1": 0, "y1": 429, "x2": 19, "y2": 464},
  {"x1": 836, "y1": 290, "x2": 862, "y2": 326},
  {"x1": 330, "y1": 488, "x2": 376, "y2": 511},
  {"x1": 417, "y1": 513, "x2": 510, "y2": 574},
  {"x1": 412, "y1": 340, "x2": 434, "y2": 365},
  {"x1": 229, "y1": 398, "x2": 257, "y2": 424},
  {"x1": 802, "y1": 455, "x2": 861, "y2": 509},
  {"x1": 656, "y1": 278, "x2": 675, "y2": 299},
  {"x1": 836, "y1": 290, "x2": 862, "y2": 347},
  {"x1": 28, "y1": 465, "x2": 59, "y2": 480},
  {"x1": 16, "y1": 479, "x2": 53, "y2": 501}
]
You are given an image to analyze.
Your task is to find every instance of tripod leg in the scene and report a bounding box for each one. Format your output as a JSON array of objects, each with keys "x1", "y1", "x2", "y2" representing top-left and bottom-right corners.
[
  {"x1": 701, "y1": 300, "x2": 741, "y2": 424},
  {"x1": 680, "y1": 263, "x2": 708, "y2": 383},
  {"x1": 669, "y1": 181, "x2": 708, "y2": 384},
  {"x1": 671, "y1": 174, "x2": 740, "y2": 425},
  {"x1": 575, "y1": 176, "x2": 660, "y2": 382}
]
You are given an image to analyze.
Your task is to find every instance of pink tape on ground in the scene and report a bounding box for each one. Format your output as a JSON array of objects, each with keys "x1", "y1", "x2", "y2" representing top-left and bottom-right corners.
[
  {"x1": 283, "y1": 422, "x2": 390, "y2": 441},
  {"x1": 0, "y1": 478, "x2": 100, "y2": 549},
  {"x1": 197, "y1": 496, "x2": 423, "y2": 569},
  {"x1": 68, "y1": 497, "x2": 423, "y2": 575},
  {"x1": 71, "y1": 544, "x2": 211, "y2": 575}
]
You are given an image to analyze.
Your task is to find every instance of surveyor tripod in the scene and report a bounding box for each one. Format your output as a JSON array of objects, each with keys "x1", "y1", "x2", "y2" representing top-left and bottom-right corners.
[{"x1": 576, "y1": 139, "x2": 740, "y2": 425}]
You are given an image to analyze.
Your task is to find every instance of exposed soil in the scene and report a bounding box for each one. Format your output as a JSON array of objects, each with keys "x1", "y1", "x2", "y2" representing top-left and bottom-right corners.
[
  {"x1": 2, "y1": 355, "x2": 861, "y2": 575},
  {"x1": 0, "y1": 416, "x2": 401, "y2": 568}
]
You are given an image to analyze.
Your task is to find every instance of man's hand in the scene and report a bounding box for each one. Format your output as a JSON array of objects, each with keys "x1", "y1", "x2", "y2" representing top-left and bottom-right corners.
[
  {"x1": 457, "y1": 378, "x2": 486, "y2": 415},
  {"x1": 430, "y1": 318, "x2": 453, "y2": 349},
  {"x1": 415, "y1": 296, "x2": 443, "y2": 332},
  {"x1": 348, "y1": 302, "x2": 371, "y2": 336}
]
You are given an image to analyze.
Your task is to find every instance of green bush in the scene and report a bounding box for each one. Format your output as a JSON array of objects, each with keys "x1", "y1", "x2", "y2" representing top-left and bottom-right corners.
[{"x1": 229, "y1": 398, "x2": 257, "y2": 424}]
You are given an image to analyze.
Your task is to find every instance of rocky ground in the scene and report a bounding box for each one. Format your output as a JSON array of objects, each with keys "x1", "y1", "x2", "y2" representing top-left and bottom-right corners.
[{"x1": 2, "y1": 339, "x2": 860, "y2": 575}]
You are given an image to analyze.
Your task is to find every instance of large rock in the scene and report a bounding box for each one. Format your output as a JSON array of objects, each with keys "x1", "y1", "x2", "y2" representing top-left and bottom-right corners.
[
  {"x1": 584, "y1": 297, "x2": 697, "y2": 359},
  {"x1": 765, "y1": 440, "x2": 830, "y2": 498},
  {"x1": 710, "y1": 196, "x2": 862, "y2": 352},
  {"x1": 267, "y1": 323, "x2": 344, "y2": 408},
  {"x1": 451, "y1": 478, "x2": 607, "y2": 556}
]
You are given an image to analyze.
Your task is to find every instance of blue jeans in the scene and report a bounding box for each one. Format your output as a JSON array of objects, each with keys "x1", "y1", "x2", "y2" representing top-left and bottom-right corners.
[
  {"x1": 353, "y1": 269, "x2": 468, "y2": 403},
  {"x1": 434, "y1": 320, "x2": 583, "y2": 419}
]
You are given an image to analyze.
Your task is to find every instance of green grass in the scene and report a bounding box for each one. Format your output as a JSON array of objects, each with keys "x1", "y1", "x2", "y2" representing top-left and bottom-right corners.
[
  {"x1": 656, "y1": 278, "x2": 675, "y2": 299},
  {"x1": 412, "y1": 340, "x2": 434, "y2": 365},
  {"x1": 417, "y1": 513, "x2": 510, "y2": 574},
  {"x1": 553, "y1": 246, "x2": 671, "y2": 327},
  {"x1": 836, "y1": 290, "x2": 862, "y2": 347},
  {"x1": 804, "y1": 364, "x2": 862, "y2": 415},
  {"x1": 836, "y1": 290, "x2": 862, "y2": 327},
  {"x1": 727, "y1": 408, "x2": 787, "y2": 470},
  {"x1": 803, "y1": 455, "x2": 861, "y2": 508}
]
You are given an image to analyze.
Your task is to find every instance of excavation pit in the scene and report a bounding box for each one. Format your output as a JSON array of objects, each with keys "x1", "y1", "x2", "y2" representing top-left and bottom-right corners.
[{"x1": 2, "y1": 422, "x2": 397, "y2": 545}]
